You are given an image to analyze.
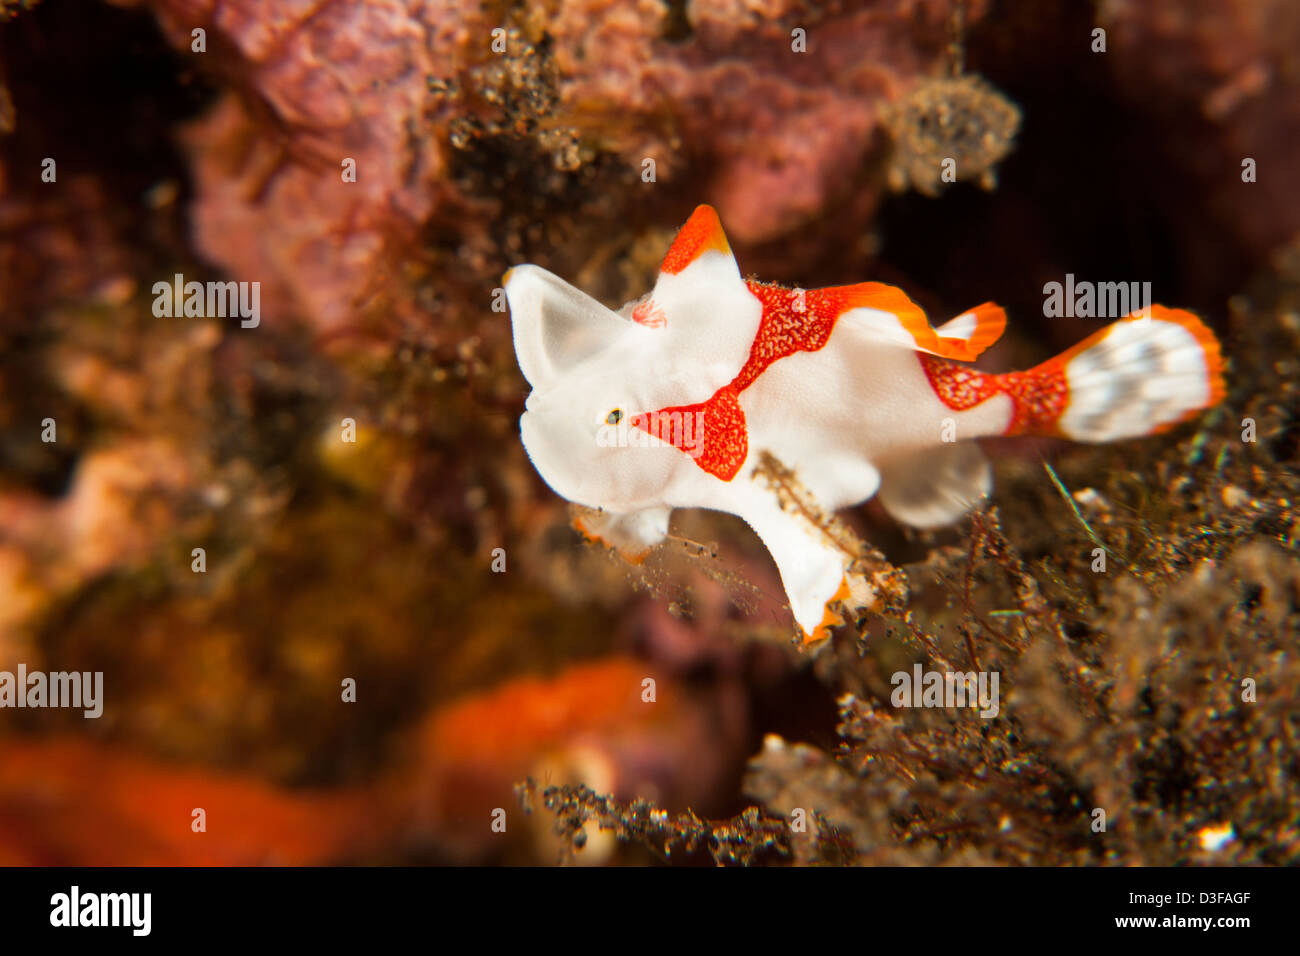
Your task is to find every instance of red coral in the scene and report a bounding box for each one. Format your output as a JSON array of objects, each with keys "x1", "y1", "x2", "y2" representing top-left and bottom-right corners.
[
  {"x1": 107, "y1": 0, "x2": 991, "y2": 338},
  {"x1": 110, "y1": 0, "x2": 488, "y2": 337},
  {"x1": 551, "y1": 0, "x2": 988, "y2": 241}
]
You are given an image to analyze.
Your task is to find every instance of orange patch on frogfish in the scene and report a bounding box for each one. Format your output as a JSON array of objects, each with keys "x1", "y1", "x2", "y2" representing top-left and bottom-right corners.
[
  {"x1": 660, "y1": 205, "x2": 732, "y2": 275},
  {"x1": 634, "y1": 281, "x2": 861, "y2": 480},
  {"x1": 920, "y1": 353, "x2": 1070, "y2": 435},
  {"x1": 632, "y1": 389, "x2": 748, "y2": 481}
]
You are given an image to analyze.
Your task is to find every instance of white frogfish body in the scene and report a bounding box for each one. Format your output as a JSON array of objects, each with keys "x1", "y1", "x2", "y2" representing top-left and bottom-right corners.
[{"x1": 506, "y1": 206, "x2": 1225, "y2": 641}]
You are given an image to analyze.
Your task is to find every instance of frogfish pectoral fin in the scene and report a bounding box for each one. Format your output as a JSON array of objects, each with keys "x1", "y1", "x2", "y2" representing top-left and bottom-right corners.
[
  {"x1": 736, "y1": 494, "x2": 852, "y2": 644},
  {"x1": 876, "y1": 441, "x2": 993, "y2": 529}
]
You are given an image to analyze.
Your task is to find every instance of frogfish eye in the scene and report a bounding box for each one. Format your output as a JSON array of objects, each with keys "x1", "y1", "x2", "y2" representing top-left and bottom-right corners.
[{"x1": 606, "y1": 408, "x2": 624, "y2": 425}]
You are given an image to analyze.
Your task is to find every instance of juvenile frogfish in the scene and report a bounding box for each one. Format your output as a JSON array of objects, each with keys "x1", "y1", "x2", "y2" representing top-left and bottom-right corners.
[{"x1": 505, "y1": 205, "x2": 1225, "y2": 643}]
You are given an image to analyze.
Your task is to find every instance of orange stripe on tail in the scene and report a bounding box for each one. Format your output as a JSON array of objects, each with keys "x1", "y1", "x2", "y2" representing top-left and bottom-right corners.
[
  {"x1": 923, "y1": 306, "x2": 1226, "y2": 440},
  {"x1": 920, "y1": 354, "x2": 1068, "y2": 435}
]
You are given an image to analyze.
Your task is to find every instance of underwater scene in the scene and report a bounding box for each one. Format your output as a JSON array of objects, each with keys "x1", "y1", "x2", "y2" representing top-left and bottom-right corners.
[{"x1": 0, "y1": 0, "x2": 1297, "y2": 872}]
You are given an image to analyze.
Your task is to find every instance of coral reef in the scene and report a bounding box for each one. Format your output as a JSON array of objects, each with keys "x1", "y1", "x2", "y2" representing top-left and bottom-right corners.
[{"x1": 80, "y1": 0, "x2": 1015, "y2": 351}]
